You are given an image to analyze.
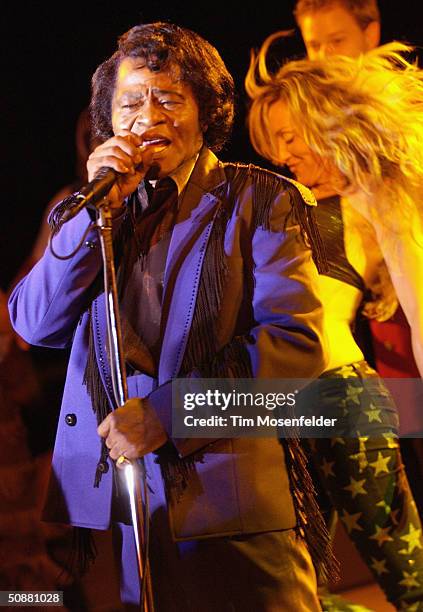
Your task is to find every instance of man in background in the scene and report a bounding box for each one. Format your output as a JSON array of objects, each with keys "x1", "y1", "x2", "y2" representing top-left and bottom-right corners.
[{"x1": 294, "y1": 0, "x2": 380, "y2": 59}]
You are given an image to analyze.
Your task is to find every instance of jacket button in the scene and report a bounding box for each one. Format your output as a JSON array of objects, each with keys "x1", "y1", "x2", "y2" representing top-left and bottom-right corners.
[
  {"x1": 97, "y1": 461, "x2": 109, "y2": 474},
  {"x1": 65, "y1": 413, "x2": 77, "y2": 426}
]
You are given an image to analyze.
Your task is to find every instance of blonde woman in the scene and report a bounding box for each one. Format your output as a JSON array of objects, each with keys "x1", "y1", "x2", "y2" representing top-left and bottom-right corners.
[{"x1": 246, "y1": 37, "x2": 423, "y2": 610}]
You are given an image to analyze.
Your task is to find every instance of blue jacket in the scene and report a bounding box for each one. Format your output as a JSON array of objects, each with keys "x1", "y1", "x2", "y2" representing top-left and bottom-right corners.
[{"x1": 9, "y1": 148, "x2": 327, "y2": 539}]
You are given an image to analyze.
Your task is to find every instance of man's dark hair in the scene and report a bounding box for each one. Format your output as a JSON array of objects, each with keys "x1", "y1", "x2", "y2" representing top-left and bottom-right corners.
[{"x1": 90, "y1": 22, "x2": 235, "y2": 152}]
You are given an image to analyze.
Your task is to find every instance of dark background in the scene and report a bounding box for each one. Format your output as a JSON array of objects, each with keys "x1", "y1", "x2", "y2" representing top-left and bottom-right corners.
[{"x1": 1, "y1": 0, "x2": 419, "y2": 288}]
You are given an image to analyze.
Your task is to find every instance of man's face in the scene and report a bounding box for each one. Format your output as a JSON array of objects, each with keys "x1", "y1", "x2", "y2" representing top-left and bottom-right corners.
[
  {"x1": 112, "y1": 57, "x2": 204, "y2": 178},
  {"x1": 299, "y1": 4, "x2": 379, "y2": 59}
]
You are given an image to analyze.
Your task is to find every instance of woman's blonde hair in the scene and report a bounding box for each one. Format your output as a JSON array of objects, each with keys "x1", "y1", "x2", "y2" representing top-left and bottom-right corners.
[{"x1": 246, "y1": 34, "x2": 423, "y2": 231}]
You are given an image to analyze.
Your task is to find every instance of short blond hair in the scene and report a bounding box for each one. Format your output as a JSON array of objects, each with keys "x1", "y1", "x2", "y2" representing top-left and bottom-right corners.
[{"x1": 294, "y1": 0, "x2": 380, "y2": 30}]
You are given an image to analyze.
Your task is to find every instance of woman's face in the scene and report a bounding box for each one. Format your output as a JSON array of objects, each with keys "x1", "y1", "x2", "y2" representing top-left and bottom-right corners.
[{"x1": 267, "y1": 99, "x2": 335, "y2": 194}]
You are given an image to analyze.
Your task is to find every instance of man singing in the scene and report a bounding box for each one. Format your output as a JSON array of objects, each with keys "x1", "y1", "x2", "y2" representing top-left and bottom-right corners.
[{"x1": 9, "y1": 22, "x2": 330, "y2": 610}]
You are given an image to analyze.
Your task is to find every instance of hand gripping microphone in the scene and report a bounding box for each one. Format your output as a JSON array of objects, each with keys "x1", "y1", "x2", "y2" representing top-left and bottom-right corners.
[
  {"x1": 78, "y1": 166, "x2": 118, "y2": 208},
  {"x1": 60, "y1": 167, "x2": 118, "y2": 223}
]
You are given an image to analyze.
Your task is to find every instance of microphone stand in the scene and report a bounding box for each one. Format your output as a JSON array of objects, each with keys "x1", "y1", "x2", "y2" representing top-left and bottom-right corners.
[{"x1": 96, "y1": 200, "x2": 154, "y2": 612}]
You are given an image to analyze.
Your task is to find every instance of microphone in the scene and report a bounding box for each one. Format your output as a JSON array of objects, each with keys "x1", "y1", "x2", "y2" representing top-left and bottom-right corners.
[
  {"x1": 59, "y1": 167, "x2": 118, "y2": 224},
  {"x1": 78, "y1": 166, "x2": 118, "y2": 209},
  {"x1": 59, "y1": 154, "x2": 159, "y2": 224}
]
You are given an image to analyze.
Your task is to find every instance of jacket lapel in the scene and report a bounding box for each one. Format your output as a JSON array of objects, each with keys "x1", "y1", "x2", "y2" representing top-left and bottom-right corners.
[
  {"x1": 91, "y1": 148, "x2": 227, "y2": 389},
  {"x1": 158, "y1": 148, "x2": 226, "y2": 383},
  {"x1": 91, "y1": 294, "x2": 116, "y2": 406}
]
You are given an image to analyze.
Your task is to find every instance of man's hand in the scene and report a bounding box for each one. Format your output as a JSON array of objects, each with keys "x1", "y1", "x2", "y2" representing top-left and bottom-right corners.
[
  {"x1": 97, "y1": 398, "x2": 168, "y2": 465},
  {"x1": 86, "y1": 131, "x2": 156, "y2": 209}
]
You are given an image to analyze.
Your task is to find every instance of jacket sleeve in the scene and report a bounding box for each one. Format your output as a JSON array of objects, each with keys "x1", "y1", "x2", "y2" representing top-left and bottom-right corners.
[
  {"x1": 8, "y1": 209, "x2": 104, "y2": 348},
  {"x1": 247, "y1": 188, "x2": 327, "y2": 380}
]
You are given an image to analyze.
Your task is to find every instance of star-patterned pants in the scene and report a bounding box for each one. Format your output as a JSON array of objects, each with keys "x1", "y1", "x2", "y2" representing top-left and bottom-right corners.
[{"x1": 302, "y1": 361, "x2": 423, "y2": 610}]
